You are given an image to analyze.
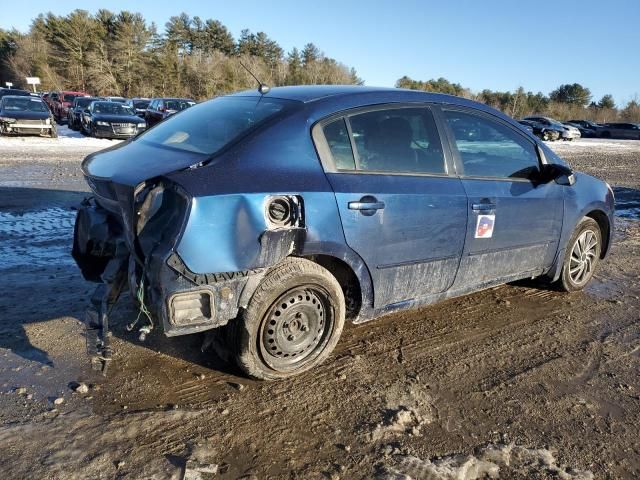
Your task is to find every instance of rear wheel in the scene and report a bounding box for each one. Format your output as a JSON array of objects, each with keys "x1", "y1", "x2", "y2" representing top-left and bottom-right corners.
[
  {"x1": 559, "y1": 217, "x2": 602, "y2": 292},
  {"x1": 232, "y1": 258, "x2": 345, "y2": 380}
]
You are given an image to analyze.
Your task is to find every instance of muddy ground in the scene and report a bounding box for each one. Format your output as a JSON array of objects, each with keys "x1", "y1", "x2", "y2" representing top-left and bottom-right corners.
[{"x1": 0, "y1": 132, "x2": 639, "y2": 479}]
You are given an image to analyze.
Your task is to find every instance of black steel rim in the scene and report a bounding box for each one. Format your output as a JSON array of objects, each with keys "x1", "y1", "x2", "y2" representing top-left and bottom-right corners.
[{"x1": 259, "y1": 285, "x2": 334, "y2": 371}]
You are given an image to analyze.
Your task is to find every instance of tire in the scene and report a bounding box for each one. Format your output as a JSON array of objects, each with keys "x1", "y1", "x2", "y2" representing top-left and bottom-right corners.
[
  {"x1": 231, "y1": 257, "x2": 345, "y2": 380},
  {"x1": 558, "y1": 217, "x2": 602, "y2": 292},
  {"x1": 50, "y1": 124, "x2": 58, "y2": 138}
]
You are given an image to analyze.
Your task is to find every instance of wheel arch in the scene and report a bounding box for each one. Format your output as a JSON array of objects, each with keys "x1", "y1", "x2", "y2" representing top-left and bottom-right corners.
[
  {"x1": 301, "y1": 254, "x2": 364, "y2": 321},
  {"x1": 585, "y1": 209, "x2": 611, "y2": 258}
]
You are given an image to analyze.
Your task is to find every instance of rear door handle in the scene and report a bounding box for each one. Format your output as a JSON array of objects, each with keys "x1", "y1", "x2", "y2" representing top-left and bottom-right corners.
[
  {"x1": 348, "y1": 201, "x2": 385, "y2": 210},
  {"x1": 471, "y1": 203, "x2": 496, "y2": 212}
]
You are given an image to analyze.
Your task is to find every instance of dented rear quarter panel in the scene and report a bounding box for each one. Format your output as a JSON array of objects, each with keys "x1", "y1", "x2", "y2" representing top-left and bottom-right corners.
[{"x1": 167, "y1": 107, "x2": 376, "y2": 317}]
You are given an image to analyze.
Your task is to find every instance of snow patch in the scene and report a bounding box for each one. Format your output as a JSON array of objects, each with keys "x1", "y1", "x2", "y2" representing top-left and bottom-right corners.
[
  {"x1": 381, "y1": 443, "x2": 594, "y2": 480},
  {"x1": 370, "y1": 407, "x2": 427, "y2": 441},
  {"x1": 546, "y1": 138, "x2": 640, "y2": 152},
  {"x1": 0, "y1": 125, "x2": 122, "y2": 155}
]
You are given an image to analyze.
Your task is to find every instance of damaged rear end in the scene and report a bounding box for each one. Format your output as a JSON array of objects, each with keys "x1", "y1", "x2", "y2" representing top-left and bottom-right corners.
[{"x1": 72, "y1": 95, "x2": 309, "y2": 373}]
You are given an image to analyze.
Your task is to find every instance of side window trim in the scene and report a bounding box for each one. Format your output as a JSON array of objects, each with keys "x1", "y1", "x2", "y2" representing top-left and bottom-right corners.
[
  {"x1": 312, "y1": 103, "x2": 454, "y2": 177},
  {"x1": 343, "y1": 116, "x2": 361, "y2": 170},
  {"x1": 437, "y1": 105, "x2": 543, "y2": 182}
]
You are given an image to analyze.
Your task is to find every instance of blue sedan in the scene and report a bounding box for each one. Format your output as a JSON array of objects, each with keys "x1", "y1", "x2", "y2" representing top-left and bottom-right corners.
[{"x1": 73, "y1": 86, "x2": 614, "y2": 379}]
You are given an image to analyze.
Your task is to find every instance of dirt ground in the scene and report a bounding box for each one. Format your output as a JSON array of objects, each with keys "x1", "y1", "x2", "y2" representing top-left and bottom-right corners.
[{"x1": 0, "y1": 131, "x2": 639, "y2": 479}]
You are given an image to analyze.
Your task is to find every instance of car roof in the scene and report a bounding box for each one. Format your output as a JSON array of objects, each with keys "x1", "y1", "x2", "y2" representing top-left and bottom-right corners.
[
  {"x1": 2, "y1": 95, "x2": 44, "y2": 101},
  {"x1": 227, "y1": 85, "x2": 463, "y2": 104},
  {"x1": 0, "y1": 88, "x2": 30, "y2": 94}
]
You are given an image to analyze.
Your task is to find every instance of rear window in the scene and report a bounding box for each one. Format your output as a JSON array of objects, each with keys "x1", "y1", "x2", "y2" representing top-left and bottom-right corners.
[
  {"x1": 165, "y1": 100, "x2": 193, "y2": 111},
  {"x1": 137, "y1": 96, "x2": 297, "y2": 154},
  {"x1": 63, "y1": 94, "x2": 79, "y2": 102},
  {"x1": 76, "y1": 98, "x2": 94, "y2": 108},
  {"x1": 133, "y1": 100, "x2": 150, "y2": 109}
]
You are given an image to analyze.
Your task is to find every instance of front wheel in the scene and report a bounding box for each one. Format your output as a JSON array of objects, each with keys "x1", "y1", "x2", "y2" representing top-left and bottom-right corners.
[
  {"x1": 232, "y1": 258, "x2": 345, "y2": 380},
  {"x1": 559, "y1": 217, "x2": 602, "y2": 292}
]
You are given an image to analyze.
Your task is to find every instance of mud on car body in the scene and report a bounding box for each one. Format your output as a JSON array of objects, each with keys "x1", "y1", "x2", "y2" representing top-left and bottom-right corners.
[{"x1": 73, "y1": 86, "x2": 615, "y2": 379}]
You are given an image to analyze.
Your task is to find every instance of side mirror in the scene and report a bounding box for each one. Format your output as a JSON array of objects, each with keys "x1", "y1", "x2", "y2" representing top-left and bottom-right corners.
[{"x1": 540, "y1": 164, "x2": 576, "y2": 186}]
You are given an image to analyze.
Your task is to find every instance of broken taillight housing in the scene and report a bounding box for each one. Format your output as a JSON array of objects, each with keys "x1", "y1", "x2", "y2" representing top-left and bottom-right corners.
[{"x1": 135, "y1": 180, "x2": 190, "y2": 259}]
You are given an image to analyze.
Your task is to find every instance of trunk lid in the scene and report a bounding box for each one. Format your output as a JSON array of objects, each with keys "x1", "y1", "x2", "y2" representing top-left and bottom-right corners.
[{"x1": 82, "y1": 139, "x2": 209, "y2": 186}]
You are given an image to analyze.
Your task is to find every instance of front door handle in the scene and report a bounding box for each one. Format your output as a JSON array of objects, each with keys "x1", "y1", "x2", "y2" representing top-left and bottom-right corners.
[{"x1": 471, "y1": 203, "x2": 496, "y2": 212}]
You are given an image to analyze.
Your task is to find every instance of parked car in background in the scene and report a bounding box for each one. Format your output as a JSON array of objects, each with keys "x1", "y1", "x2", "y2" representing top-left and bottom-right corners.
[
  {"x1": 0, "y1": 88, "x2": 31, "y2": 100},
  {"x1": 125, "y1": 98, "x2": 151, "y2": 118},
  {"x1": 80, "y1": 100, "x2": 146, "y2": 139},
  {"x1": 524, "y1": 116, "x2": 581, "y2": 141},
  {"x1": 104, "y1": 96, "x2": 128, "y2": 103},
  {"x1": 73, "y1": 86, "x2": 614, "y2": 379},
  {"x1": 50, "y1": 91, "x2": 90, "y2": 124},
  {"x1": 598, "y1": 123, "x2": 640, "y2": 140},
  {"x1": 567, "y1": 119, "x2": 600, "y2": 138},
  {"x1": 518, "y1": 119, "x2": 561, "y2": 141},
  {"x1": 0, "y1": 95, "x2": 56, "y2": 138},
  {"x1": 145, "y1": 97, "x2": 196, "y2": 127},
  {"x1": 67, "y1": 96, "x2": 102, "y2": 131}
]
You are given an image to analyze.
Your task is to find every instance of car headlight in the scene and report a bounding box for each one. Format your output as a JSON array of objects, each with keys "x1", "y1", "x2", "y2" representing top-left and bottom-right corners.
[
  {"x1": 0, "y1": 117, "x2": 17, "y2": 123},
  {"x1": 137, "y1": 123, "x2": 146, "y2": 129},
  {"x1": 96, "y1": 121, "x2": 110, "y2": 126}
]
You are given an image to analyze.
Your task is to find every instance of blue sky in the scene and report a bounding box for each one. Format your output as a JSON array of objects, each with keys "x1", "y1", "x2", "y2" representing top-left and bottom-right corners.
[{"x1": 3, "y1": 0, "x2": 639, "y2": 105}]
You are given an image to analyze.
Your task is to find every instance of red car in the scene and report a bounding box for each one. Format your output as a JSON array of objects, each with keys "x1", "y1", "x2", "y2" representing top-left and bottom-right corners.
[{"x1": 50, "y1": 90, "x2": 90, "y2": 124}]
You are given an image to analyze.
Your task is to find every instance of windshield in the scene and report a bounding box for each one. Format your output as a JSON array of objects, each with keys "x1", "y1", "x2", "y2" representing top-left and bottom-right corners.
[
  {"x1": 2, "y1": 97, "x2": 48, "y2": 113},
  {"x1": 63, "y1": 94, "x2": 80, "y2": 102},
  {"x1": 93, "y1": 102, "x2": 133, "y2": 115},
  {"x1": 133, "y1": 100, "x2": 150, "y2": 109},
  {"x1": 138, "y1": 96, "x2": 296, "y2": 154}
]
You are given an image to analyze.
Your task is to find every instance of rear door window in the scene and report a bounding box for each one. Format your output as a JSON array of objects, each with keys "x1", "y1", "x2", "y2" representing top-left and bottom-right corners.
[
  {"x1": 323, "y1": 118, "x2": 356, "y2": 170},
  {"x1": 348, "y1": 107, "x2": 446, "y2": 174},
  {"x1": 443, "y1": 109, "x2": 540, "y2": 180}
]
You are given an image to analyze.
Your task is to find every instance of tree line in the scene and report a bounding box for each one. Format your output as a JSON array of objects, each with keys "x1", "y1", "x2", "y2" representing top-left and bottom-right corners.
[
  {"x1": 396, "y1": 76, "x2": 640, "y2": 123},
  {"x1": 0, "y1": 10, "x2": 362, "y2": 99}
]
